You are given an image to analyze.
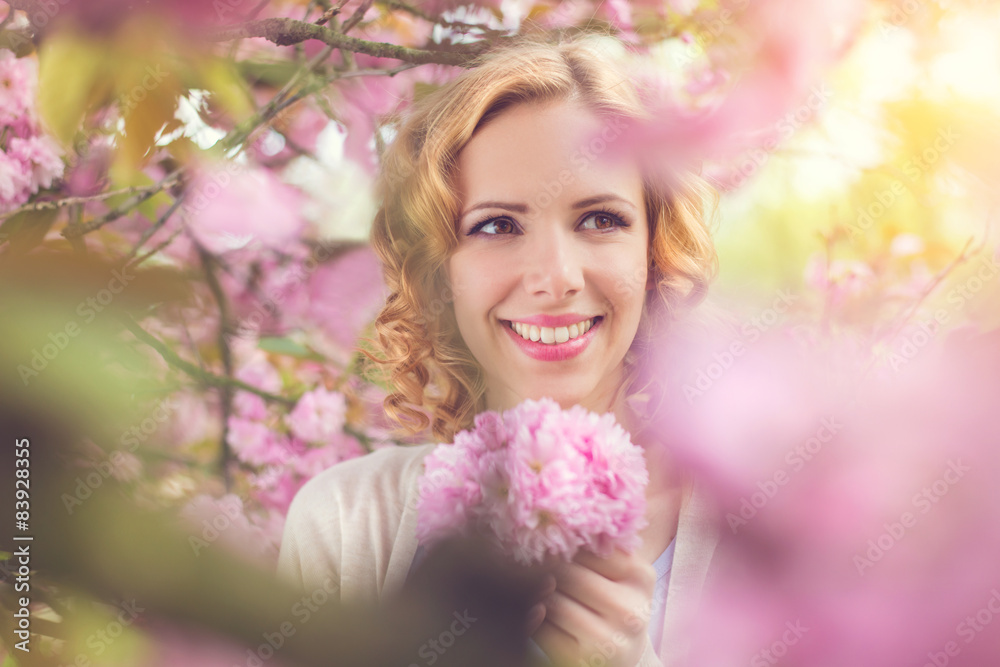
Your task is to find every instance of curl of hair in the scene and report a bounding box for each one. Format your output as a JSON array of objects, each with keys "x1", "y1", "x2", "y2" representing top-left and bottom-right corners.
[{"x1": 362, "y1": 32, "x2": 720, "y2": 444}]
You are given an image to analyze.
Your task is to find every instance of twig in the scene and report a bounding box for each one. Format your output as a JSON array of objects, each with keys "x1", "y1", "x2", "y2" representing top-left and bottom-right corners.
[
  {"x1": 128, "y1": 227, "x2": 183, "y2": 269},
  {"x1": 124, "y1": 196, "x2": 185, "y2": 262},
  {"x1": 0, "y1": 183, "x2": 172, "y2": 223},
  {"x1": 340, "y1": 0, "x2": 372, "y2": 33},
  {"x1": 196, "y1": 245, "x2": 237, "y2": 489},
  {"x1": 61, "y1": 171, "x2": 183, "y2": 239},
  {"x1": 119, "y1": 314, "x2": 294, "y2": 406},
  {"x1": 206, "y1": 17, "x2": 491, "y2": 66},
  {"x1": 878, "y1": 235, "x2": 984, "y2": 346},
  {"x1": 335, "y1": 62, "x2": 422, "y2": 79}
]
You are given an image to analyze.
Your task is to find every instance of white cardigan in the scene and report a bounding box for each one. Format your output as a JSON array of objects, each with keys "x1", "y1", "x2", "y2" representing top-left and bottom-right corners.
[{"x1": 277, "y1": 443, "x2": 719, "y2": 667}]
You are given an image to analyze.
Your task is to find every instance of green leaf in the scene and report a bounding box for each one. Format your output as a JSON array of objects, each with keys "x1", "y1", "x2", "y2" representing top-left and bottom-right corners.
[
  {"x1": 257, "y1": 336, "x2": 323, "y2": 359},
  {"x1": 237, "y1": 60, "x2": 301, "y2": 89},
  {"x1": 0, "y1": 208, "x2": 60, "y2": 254}
]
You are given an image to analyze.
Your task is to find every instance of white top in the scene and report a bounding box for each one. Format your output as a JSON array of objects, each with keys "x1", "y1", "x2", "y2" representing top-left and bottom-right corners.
[{"x1": 277, "y1": 443, "x2": 718, "y2": 667}]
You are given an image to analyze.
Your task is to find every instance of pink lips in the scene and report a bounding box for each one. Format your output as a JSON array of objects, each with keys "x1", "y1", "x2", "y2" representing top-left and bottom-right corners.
[{"x1": 501, "y1": 317, "x2": 602, "y2": 361}]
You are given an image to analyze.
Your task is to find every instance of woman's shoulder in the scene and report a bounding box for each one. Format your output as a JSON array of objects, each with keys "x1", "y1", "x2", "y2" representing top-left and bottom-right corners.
[
  {"x1": 277, "y1": 442, "x2": 440, "y2": 590},
  {"x1": 290, "y1": 442, "x2": 439, "y2": 512}
]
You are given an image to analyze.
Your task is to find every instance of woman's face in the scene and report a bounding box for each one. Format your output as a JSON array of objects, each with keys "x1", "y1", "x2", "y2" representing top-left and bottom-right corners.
[{"x1": 445, "y1": 98, "x2": 651, "y2": 414}]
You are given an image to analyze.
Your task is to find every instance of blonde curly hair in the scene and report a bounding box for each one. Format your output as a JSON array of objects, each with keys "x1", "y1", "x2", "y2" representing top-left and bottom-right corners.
[{"x1": 363, "y1": 33, "x2": 719, "y2": 444}]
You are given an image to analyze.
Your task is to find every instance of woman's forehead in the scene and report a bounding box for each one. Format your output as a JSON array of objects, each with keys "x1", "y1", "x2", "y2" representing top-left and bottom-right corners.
[{"x1": 454, "y1": 100, "x2": 643, "y2": 211}]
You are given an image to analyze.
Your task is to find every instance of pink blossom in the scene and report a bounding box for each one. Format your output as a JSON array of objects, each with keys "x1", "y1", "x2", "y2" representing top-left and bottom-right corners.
[
  {"x1": 0, "y1": 150, "x2": 32, "y2": 211},
  {"x1": 227, "y1": 417, "x2": 297, "y2": 466},
  {"x1": 291, "y1": 434, "x2": 365, "y2": 478},
  {"x1": 233, "y1": 355, "x2": 283, "y2": 421},
  {"x1": 251, "y1": 469, "x2": 304, "y2": 515},
  {"x1": 301, "y1": 246, "x2": 388, "y2": 350},
  {"x1": 645, "y1": 321, "x2": 1000, "y2": 666},
  {"x1": 416, "y1": 398, "x2": 649, "y2": 565},
  {"x1": 182, "y1": 166, "x2": 304, "y2": 254},
  {"x1": 0, "y1": 135, "x2": 64, "y2": 212},
  {"x1": 7, "y1": 135, "x2": 64, "y2": 190},
  {"x1": 0, "y1": 51, "x2": 36, "y2": 132},
  {"x1": 286, "y1": 388, "x2": 347, "y2": 444}
]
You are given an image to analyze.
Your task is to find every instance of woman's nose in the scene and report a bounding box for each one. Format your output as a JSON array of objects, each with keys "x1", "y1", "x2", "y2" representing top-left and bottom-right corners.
[{"x1": 522, "y1": 225, "x2": 585, "y2": 299}]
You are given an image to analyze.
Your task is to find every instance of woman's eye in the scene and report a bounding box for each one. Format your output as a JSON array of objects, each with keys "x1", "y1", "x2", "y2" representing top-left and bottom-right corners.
[
  {"x1": 580, "y1": 211, "x2": 626, "y2": 231},
  {"x1": 472, "y1": 218, "x2": 517, "y2": 235}
]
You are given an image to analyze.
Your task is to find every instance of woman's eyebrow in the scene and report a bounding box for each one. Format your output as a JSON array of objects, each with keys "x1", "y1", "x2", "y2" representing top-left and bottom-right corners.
[
  {"x1": 461, "y1": 194, "x2": 637, "y2": 219},
  {"x1": 571, "y1": 194, "x2": 638, "y2": 212},
  {"x1": 460, "y1": 201, "x2": 530, "y2": 219}
]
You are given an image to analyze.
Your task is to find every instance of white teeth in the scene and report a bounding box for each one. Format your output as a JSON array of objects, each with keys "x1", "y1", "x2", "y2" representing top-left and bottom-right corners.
[{"x1": 508, "y1": 317, "x2": 596, "y2": 345}]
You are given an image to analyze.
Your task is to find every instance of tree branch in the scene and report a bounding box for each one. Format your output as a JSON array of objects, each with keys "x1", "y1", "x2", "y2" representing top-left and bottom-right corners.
[
  {"x1": 206, "y1": 17, "x2": 493, "y2": 66},
  {"x1": 61, "y1": 171, "x2": 183, "y2": 239},
  {"x1": 196, "y1": 245, "x2": 237, "y2": 489},
  {"x1": 1, "y1": 182, "x2": 175, "y2": 223},
  {"x1": 119, "y1": 314, "x2": 294, "y2": 407}
]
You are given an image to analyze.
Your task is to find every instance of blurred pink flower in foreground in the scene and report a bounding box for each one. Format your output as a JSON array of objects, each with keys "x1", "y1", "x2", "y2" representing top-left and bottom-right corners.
[
  {"x1": 646, "y1": 320, "x2": 1000, "y2": 666},
  {"x1": 607, "y1": 0, "x2": 862, "y2": 189},
  {"x1": 417, "y1": 398, "x2": 648, "y2": 565},
  {"x1": 182, "y1": 166, "x2": 304, "y2": 254},
  {"x1": 301, "y1": 246, "x2": 388, "y2": 351},
  {"x1": 179, "y1": 494, "x2": 275, "y2": 566}
]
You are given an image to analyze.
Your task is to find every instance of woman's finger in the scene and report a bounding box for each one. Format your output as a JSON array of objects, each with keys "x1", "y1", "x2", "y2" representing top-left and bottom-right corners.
[{"x1": 533, "y1": 618, "x2": 578, "y2": 662}]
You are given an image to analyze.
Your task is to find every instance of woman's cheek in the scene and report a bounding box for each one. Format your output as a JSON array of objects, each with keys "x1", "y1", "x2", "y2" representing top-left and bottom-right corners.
[{"x1": 613, "y1": 265, "x2": 648, "y2": 296}]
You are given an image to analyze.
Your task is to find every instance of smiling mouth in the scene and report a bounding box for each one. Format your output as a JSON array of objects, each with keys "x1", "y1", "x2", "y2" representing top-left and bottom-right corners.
[{"x1": 500, "y1": 316, "x2": 604, "y2": 345}]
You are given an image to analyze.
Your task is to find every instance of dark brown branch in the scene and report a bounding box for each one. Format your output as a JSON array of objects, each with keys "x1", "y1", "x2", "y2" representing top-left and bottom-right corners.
[
  {"x1": 196, "y1": 245, "x2": 237, "y2": 489},
  {"x1": 206, "y1": 17, "x2": 492, "y2": 66}
]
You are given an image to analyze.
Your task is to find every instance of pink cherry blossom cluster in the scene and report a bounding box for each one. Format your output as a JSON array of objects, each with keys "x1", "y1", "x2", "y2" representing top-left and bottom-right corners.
[
  {"x1": 416, "y1": 397, "x2": 649, "y2": 566},
  {"x1": 225, "y1": 354, "x2": 363, "y2": 515},
  {"x1": 0, "y1": 51, "x2": 64, "y2": 213}
]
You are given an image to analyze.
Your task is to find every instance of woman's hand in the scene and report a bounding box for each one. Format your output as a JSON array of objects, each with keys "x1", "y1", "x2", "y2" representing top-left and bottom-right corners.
[{"x1": 532, "y1": 548, "x2": 656, "y2": 667}]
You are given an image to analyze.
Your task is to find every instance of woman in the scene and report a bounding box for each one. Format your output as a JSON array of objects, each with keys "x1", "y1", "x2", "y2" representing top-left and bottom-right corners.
[{"x1": 278, "y1": 33, "x2": 720, "y2": 667}]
